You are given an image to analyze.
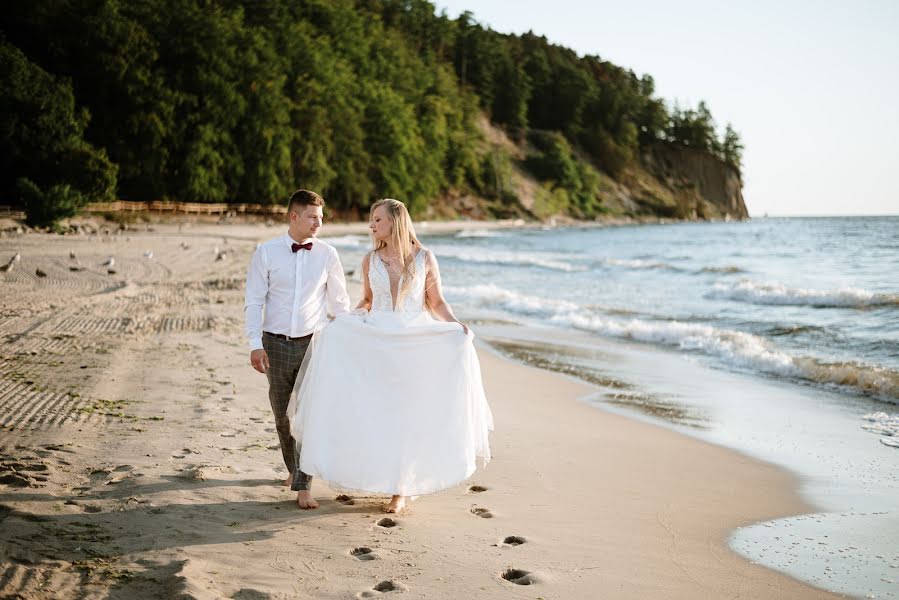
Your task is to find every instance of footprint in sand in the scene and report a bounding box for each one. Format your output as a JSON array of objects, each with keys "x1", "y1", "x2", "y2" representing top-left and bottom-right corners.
[
  {"x1": 65, "y1": 500, "x2": 103, "y2": 513},
  {"x1": 0, "y1": 472, "x2": 32, "y2": 487},
  {"x1": 88, "y1": 467, "x2": 113, "y2": 481},
  {"x1": 470, "y1": 506, "x2": 493, "y2": 519},
  {"x1": 500, "y1": 568, "x2": 537, "y2": 586},
  {"x1": 171, "y1": 449, "x2": 199, "y2": 459},
  {"x1": 502, "y1": 536, "x2": 527, "y2": 547},
  {"x1": 356, "y1": 580, "x2": 408, "y2": 597},
  {"x1": 336, "y1": 494, "x2": 355, "y2": 506},
  {"x1": 350, "y1": 547, "x2": 376, "y2": 561},
  {"x1": 468, "y1": 485, "x2": 488, "y2": 493},
  {"x1": 375, "y1": 517, "x2": 398, "y2": 530}
]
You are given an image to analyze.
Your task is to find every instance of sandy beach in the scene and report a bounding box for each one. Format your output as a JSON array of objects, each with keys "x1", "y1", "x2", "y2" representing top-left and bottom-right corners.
[{"x1": 0, "y1": 223, "x2": 841, "y2": 599}]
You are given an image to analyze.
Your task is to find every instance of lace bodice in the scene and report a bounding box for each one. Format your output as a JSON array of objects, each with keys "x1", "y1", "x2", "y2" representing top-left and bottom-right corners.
[{"x1": 369, "y1": 249, "x2": 428, "y2": 313}]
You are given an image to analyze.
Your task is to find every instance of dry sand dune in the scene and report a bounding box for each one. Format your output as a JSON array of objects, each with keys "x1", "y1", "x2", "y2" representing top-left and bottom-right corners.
[{"x1": 0, "y1": 224, "x2": 840, "y2": 599}]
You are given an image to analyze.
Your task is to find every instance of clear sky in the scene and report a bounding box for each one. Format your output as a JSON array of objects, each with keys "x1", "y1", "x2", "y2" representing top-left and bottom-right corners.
[{"x1": 437, "y1": 1, "x2": 899, "y2": 216}]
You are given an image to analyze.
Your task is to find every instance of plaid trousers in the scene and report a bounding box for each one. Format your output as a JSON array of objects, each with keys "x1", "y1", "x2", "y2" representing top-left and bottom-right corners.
[{"x1": 262, "y1": 331, "x2": 313, "y2": 491}]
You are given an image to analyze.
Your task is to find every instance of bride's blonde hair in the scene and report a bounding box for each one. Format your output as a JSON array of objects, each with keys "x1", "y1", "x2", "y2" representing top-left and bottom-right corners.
[{"x1": 370, "y1": 198, "x2": 421, "y2": 309}]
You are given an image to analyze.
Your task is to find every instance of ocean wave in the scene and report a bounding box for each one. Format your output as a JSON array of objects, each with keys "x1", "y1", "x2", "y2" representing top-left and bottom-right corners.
[
  {"x1": 708, "y1": 280, "x2": 899, "y2": 308},
  {"x1": 322, "y1": 234, "x2": 369, "y2": 248},
  {"x1": 431, "y1": 246, "x2": 585, "y2": 272},
  {"x1": 765, "y1": 324, "x2": 826, "y2": 337},
  {"x1": 445, "y1": 284, "x2": 580, "y2": 316},
  {"x1": 600, "y1": 258, "x2": 679, "y2": 271},
  {"x1": 449, "y1": 284, "x2": 899, "y2": 402},
  {"x1": 699, "y1": 265, "x2": 746, "y2": 274},
  {"x1": 454, "y1": 229, "x2": 498, "y2": 238}
]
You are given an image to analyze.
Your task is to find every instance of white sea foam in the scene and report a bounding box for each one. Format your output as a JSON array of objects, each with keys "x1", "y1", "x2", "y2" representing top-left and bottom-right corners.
[
  {"x1": 431, "y1": 245, "x2": 584, "y2": 272},
  {"x1": 449, "y1": 283, "x2": 899, "y2": 402},
  {"x1": 861, "y1": 412, "x2": 899, "y2": 448},
  {"x1": 699, "y1": 265, "x2": 746, "y2": 274},
  {"x1": 708, "y1": 280, "x2": 899, "y2": 308},
  {"x1": 601, "y1": 258, "x2": 678, "y2": 270}
]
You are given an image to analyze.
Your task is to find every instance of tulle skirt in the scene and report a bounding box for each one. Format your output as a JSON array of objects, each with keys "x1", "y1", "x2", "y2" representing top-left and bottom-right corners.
[{"x1": 287, "y1": 311, "x2": 493, "y2": 496}]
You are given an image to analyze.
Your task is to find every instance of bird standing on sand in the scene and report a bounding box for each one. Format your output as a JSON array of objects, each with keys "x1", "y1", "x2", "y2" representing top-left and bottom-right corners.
[
  {"x1": 101, "y1": 256, "x2": 115, "y2": 268},
  {"x1": 143, "y1": 250, "x2": 154, "y2": 259},
  {"x1": 0, "y1": 254, "x2": 19, "y2": 273},
  {"x1": 69, "y1": 250, "x2": 76, "y2": 260}
]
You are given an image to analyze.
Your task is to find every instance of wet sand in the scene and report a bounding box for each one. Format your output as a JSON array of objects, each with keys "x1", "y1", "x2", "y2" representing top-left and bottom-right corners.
[{"x1": 0, "y1": 223, "x2": 841, "y2": 598}]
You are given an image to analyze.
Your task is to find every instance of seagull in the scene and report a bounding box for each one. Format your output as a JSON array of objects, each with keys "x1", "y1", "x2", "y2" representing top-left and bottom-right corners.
[
  {"x1": 213, "y1": 245, "x2": 219, "y2": 256},
  {"x1": 101, "y1": 256, "x2": 115, "y2": 267},
  {"x1": 69, "y1": 250, "x2": 76, "y2": 260},
  {"x1": 0, "y1": 254, "x2": 18, "y2": 272},
  {"x1": 143, "y1": 250, "x2": 153, "y2": 259},
  {"x1": 215, "y1": 251, "x2": 227, "y2": 262},
  {"x1": 180, "y1": 241, "x2": 190, "y2": 250},
  {"x1": 35, "y1": 268, "x2": 47, "y2": 278}
]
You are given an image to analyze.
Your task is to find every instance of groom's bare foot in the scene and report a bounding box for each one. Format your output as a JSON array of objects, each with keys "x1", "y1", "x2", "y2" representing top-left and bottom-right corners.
[
  {"x1": 296, "y1": 490, "x2": 319, "y2": 510},
  {"x1": 383, "y1": 495, "x2": 407, "y2": 513},
  {"x1": 283, "y1": 473, "x2": 293, "y2": 487}
]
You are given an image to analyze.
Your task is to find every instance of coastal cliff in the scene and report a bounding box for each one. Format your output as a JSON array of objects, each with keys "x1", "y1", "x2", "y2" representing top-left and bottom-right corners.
[
  {"x1": 640, "y1": 143, "x2": 748, "y2": 219},
  {"x1": 441, "y1": 118, "x2": 748, "y2": 222}
]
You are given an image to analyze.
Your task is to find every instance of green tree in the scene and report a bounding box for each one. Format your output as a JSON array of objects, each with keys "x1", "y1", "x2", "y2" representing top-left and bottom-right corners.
[
  {"x1": 722, "y1": 123, "x2": 744, "y2": 170},
  {"x1": 0, "y1": 39, "x2": 116, "y2": 224}
]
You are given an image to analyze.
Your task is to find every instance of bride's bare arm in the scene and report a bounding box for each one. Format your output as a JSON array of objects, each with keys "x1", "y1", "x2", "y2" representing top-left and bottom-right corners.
[
  {"x1": 424, "y1": 250, "x2": 467, "y2": 333},
  {"x1": 356, "y1": 253, "x2": 373, "y2": 311}
]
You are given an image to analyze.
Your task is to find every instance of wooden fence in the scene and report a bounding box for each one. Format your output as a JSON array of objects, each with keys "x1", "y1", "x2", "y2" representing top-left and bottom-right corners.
[
  {"x1": 83, "y1": 200, "x2": 287, "y2": 215},
  {"x1": 0, "y1": 206, "x2": 26, "y2": 219}
]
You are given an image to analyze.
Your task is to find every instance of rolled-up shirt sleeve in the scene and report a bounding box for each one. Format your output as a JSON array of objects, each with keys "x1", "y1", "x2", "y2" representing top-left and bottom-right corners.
[
  {"x1": 326, "y1": 248, "x2": 351, "y2": 317},
  {"x1": 244, "y1": 245, "x2": 268, "y2": 350}
]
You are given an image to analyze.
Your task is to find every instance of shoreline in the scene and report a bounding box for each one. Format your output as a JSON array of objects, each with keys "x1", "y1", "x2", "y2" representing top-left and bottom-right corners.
[
  {"x1": 0, "y1": 226, "x2": 845, "y2": 598},
  {"x1": 472, "y1": 319, "x2": 897, "y2": 598},
  {"x1": 1, "y1": 211, "x2": 751, "y2": 239}
]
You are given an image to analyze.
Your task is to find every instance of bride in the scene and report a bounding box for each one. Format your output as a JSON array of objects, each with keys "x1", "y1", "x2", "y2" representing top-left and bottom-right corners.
[{"x1": 287, "y1": 198, "x2": 493, "y2": 513}]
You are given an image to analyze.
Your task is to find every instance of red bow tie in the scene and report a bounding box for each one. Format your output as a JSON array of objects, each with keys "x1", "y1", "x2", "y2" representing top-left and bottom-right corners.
[{"x1": 292, "y1": 242, "x2": 313, "y2": 252}]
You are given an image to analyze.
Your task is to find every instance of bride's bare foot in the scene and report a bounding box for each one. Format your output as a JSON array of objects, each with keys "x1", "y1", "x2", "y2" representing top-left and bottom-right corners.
[
  {"x1": 383, "y1": 495, "x2": 407, "y2": 513},
  {"x1": 296, "y1": 490, "x2": 319, "y2": 510},
  {"x1": 283, "y1": 472, "x2": 293, "y2": 487}
]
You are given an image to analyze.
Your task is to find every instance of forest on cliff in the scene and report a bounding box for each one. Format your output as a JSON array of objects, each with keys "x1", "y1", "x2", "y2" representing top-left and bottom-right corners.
[{"x1": 1, "y1": 0, "x2": 744, "y2": 224}]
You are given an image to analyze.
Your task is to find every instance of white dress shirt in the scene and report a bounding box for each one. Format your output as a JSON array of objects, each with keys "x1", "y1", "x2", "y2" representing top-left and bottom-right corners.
[{"x1": 244, "y1": 234, "x2": 351, "y2": 350}]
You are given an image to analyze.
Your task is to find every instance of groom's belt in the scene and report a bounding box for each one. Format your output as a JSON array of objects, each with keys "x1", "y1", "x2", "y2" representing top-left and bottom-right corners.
[{"x1": 262, "y1": 331, "x2": 313, "y2": 342}]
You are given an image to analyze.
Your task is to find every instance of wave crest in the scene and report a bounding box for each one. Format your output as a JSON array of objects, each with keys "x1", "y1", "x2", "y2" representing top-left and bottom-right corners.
[
  {"x1": 432, "y1": 246, "x2": 584, "y2": 272},
  {"x1": 601, "y1": 258, "x2": 678, "y2": 271},
  {"x1": 708, "y1": 280, "x2": 899, "y2": 308}
]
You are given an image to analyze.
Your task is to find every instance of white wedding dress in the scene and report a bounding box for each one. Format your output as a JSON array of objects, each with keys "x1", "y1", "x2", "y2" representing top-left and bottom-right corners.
[{"x1": 287, "y1": 249, "x2": 493, "y2": 496}]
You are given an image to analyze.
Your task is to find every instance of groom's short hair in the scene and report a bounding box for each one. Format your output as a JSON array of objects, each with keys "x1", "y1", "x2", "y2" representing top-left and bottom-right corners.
[{"x1": 287, "y1": 189, "x2": 325, "y2": 213}]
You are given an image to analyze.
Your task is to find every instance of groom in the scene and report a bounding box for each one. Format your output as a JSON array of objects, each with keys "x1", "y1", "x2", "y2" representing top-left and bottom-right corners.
[{"x1": 244, "y1": 189, "x2": 351, "y2": 509}]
